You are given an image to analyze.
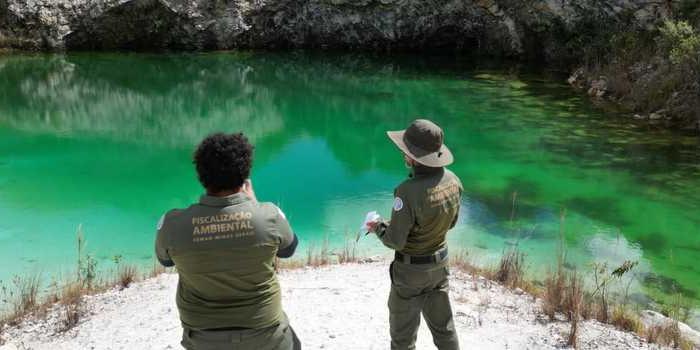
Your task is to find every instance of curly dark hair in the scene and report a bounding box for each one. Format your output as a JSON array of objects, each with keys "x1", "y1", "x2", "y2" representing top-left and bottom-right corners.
[{"x1": 193, "y1": 132, "x2": 254, "y2": 193}]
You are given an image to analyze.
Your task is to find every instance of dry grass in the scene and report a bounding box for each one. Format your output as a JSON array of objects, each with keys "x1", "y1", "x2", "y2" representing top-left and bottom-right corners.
[
  {"x1": 494, "y1": 248, "x2": 525, "y2": 289},
  {"x1": 645, "y1": 321, "x2": 694, "y2": 350},
  {"x1": 277, "y1": 235, "x2": 365, "y2": 270},
  {"x1": 0, "y1": 274, "x2": 42, "y2": 326},
  {"x1": 59, "y1": 282, "x2": 83, "y2": 332},
  {"x1": 566, "y1": 271, "x2": 583, "y2": 348},
  {"x1": 148, "y1": 260, "x2": 167, "y2": 279},
  {"x1": 117, "y1": 264, "x2": 138, "y2": 290},
  {"x1": 542, "y1": 267, "x2": 566, "y2": 320},
  {"x1": 13, "y1": 275, "x2": 41, "y2": 320},
  {"x1": 610, "y1": 306, "x2": 643, "y2": 334},
  {"x1": 305, "y1": 238, "x2": 331, "y2": 267},
  {"x1": 337, "y1": 234, "x2": 359, "y2": 264},
  {"x1": 450, "y1": 250, "x2": 482, "y2": 275},
  {"x1": 0, "y1": 229, "x2": 175, "y2": 333}
]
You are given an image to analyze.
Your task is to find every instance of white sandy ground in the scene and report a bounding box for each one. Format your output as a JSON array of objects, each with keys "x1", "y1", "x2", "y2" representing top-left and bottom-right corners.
[{"x1": 0, "y1": 262, "x2": 684, "y2": 350}]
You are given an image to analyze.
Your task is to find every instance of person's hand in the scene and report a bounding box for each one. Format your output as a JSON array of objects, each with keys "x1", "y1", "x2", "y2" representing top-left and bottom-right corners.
[
  {"x1": 242, "y1": 179, "x2": 257, "y2": 202},
  {"x1": 366, "y1": 221, "x2": 380, "y2": 233}
]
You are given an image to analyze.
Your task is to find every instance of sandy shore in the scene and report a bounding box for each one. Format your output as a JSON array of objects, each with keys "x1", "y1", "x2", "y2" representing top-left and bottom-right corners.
[{"x1": 0, "y1": 262, "x2": 672, "y2": 350}]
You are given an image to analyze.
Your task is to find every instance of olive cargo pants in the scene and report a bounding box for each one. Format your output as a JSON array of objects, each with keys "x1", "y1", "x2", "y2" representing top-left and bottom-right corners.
[
  {"x1": 180, "y1": 314, "x2": 301, "y2": 350},
  {"x1": 389, "y1": 260, "x2": 460, "y2": 350}
]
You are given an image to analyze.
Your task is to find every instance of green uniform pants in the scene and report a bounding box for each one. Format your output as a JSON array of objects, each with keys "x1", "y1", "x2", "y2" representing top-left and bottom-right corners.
[
  {"x1": 180, "y1": 314, "x2": 301, "y2": 350},
  {"x1": 388, "y1": 260, "x2": 460, "y2": 350}
]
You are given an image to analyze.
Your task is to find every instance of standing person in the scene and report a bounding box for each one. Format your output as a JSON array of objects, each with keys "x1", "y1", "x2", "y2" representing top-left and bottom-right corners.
[
  {"x1": 155, "y1": 132, "x2": 301, "y2": 350},
  {"x1": 368, "y1": 119, "x2": 462, "y2": 350}
]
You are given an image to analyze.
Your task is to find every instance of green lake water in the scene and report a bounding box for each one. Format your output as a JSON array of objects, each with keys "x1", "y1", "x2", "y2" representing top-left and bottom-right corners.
[{"x1": 0, "y1": 52, "x2": 699, "y2": 325}]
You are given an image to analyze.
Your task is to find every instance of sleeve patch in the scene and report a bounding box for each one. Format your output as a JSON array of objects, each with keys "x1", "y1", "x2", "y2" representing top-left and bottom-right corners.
[
  {"x1": 393, "y1": 197, "x2": 404, "y2": 211},
  {"x1": 157, "y1": 214, "x2": 165, "y2": 230}
]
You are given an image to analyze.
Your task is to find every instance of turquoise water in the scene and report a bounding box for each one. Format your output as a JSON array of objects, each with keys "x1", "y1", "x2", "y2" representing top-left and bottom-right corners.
[{"x1": 0, "y1": 52, "x2": 698, "y2": 323}]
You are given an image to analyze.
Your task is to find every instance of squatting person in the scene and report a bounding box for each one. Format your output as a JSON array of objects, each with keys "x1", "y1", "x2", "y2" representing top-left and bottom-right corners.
[
  {"x1": 155, "y1": 132, "x2": 301, "y2": 350},
  {"x1": 368, "y1": 119, "x2": 463, "y2": 350}
]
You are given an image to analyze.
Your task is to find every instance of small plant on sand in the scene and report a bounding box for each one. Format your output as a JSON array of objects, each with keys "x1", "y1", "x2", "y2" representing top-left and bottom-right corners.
[
  {"x1": 337, "y1": 233, "x2": 358, "y2": 264},
  {"x1": 494, "y1": 248, "x2": 525, "y2": 289},
  {"x1": 149, "y1": 259, "x2": 167, "y2": 279},
  {"x1": 566, "y1": 270, "x2": 583, "y2": 349},
  {"x1": 451, "y1": 250, "x2": 480, "y2": 275},
  {"x1": 589, "y1": 259, "x2": 638, "y2": 323},
  {"x1": 542, "y1": 209, "x2": 568, "y2": 320},
  {"x1": 305, "y1": 237, "x2": 331, "y2": 267},
  {"x1": 611, "y1": 306, "x2": 643, "y2": 334},
  {"x1": 59, "y1": 282, "x2": 83, "y2": 332},
  {"x1": 76, "y1": 225, "x2": 98, "y2": 289},
  {"x1": 112, "y1": 254, "x2": 137, "y2": 289},
  {"x1": 493, "y1": 191, "x2": 532, "y2": 292},
  {"x1": 117, "y1": 265, "x2": 138, "y2": 289}
]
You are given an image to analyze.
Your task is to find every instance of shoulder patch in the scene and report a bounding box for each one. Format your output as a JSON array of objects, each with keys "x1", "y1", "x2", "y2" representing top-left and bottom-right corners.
[
  {"x1": 156, "y1": 214, "x2": 165, "y2": 230},
  {"x1": 393, "y1": 197, "x2": 404, "y2": 212}
]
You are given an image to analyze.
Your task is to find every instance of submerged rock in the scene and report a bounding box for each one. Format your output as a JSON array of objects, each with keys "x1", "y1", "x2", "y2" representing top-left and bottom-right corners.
[{"x1": 0, "y1": 0, "x2": 668, "y2": 58}]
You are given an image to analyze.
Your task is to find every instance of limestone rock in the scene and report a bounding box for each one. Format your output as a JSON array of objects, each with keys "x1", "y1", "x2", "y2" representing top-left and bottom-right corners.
[
  {"x1": 0, "y1": 0, "x2": 670, "y2": 57},
  {"x1": 639, "y1": 310, "x2": 700, "y2": 347},
  {"x1": 587, "y1": 77, "x2": 608, "y2": 98}
]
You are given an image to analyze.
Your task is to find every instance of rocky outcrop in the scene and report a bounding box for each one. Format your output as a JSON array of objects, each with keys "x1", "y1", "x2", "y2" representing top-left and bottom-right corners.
[
  {"x1": 567, "y1": 44, "x2": 700, "y2": 132},
  {"x1": 0, "y1": 0, "x2": 669, "y2": 58}
]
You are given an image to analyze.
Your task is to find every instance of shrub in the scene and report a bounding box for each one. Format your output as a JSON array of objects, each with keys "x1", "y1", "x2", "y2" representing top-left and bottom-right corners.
[{"x1": 658, "y1": 20, "x2": 700, "y2": 68}]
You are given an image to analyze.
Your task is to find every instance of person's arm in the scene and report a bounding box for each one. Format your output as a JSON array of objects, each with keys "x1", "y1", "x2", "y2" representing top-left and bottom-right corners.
[
  {"x1": 450, "y1": 175, "x2": 464, "y2": 229},
  {"x1": 373, "y1": 188, "x2": 415, "y2": 251},
  {"x1": 272, "y1": 205, "x2": 298, "y2": 258},
  {"x1": 154, "y1": 214, "x2": 174, "y2": 267}
]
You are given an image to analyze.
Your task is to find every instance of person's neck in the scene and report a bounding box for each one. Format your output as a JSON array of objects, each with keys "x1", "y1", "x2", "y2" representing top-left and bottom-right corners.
[
  {"x1": 207, "y1": 188, "x2": 241, "y2": 197},
  {"x1": 412, "y1": 164, "x2": 443, "y2": 176}
]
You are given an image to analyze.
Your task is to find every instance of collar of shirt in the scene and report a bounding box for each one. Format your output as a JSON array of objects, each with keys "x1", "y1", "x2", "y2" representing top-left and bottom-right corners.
[
  {"x1": 199, "y1": 192, "x2": 250, "y2": 207},
  {"x1": 410, "y1": 165, "x2": 444, "y2": 178}
]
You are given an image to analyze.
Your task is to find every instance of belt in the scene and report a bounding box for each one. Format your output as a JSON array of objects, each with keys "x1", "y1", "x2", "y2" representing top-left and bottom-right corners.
[
  {"x1": 201, "y1": 326, "x2": 252, "y2": 332},
  {"x1": 395, "y1": 247, "x2": 448, "y2": 264}
]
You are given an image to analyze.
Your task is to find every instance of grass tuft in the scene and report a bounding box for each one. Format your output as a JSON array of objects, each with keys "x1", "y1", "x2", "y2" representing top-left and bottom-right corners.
[
  {"x1": 494, "y1": 248, "x2": 525, "y2": 289},
  {"x1": 337, "y1": 233, "x2": 359, "y2": 264},
  {"x1": 566, "y1": 271, "x2": 583, "y2": 348},
  {"x1": 610, "y1": 306, "x2": 643, "y2": 334},
  {"x1": 59, "y1": 282, "x2": 83, "y2": 332},
  {"x1": 117, "y1": 264, "x2": 138, "y2": 289}
]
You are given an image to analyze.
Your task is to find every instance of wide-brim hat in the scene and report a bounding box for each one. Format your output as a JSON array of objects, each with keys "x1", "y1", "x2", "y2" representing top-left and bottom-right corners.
[{"x1": 387, "y1": 119, "x2": 453, "y2": 167}]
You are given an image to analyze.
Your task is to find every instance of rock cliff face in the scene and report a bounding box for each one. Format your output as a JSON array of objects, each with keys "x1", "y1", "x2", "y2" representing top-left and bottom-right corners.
[{"x1": 0, "y1": 0, "x2": 669, "y2": 58}]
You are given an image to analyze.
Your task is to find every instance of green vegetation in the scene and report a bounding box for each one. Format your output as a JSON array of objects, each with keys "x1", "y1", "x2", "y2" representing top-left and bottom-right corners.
[
  {"x1": 659, "y1": 20, "x2": 700, "y2": 68},
  {"x1": 567, "y1": 12, "x2": 700, "y2": 130}
]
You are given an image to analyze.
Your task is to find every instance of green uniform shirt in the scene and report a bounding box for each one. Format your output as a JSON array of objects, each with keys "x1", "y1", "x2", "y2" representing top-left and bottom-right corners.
[
  {"x1": 155, "y1": 193, "x2": 296, "y2": 330},
  {"x1": 377, "y1": 166, "x2": 462, "y2": 255}
]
